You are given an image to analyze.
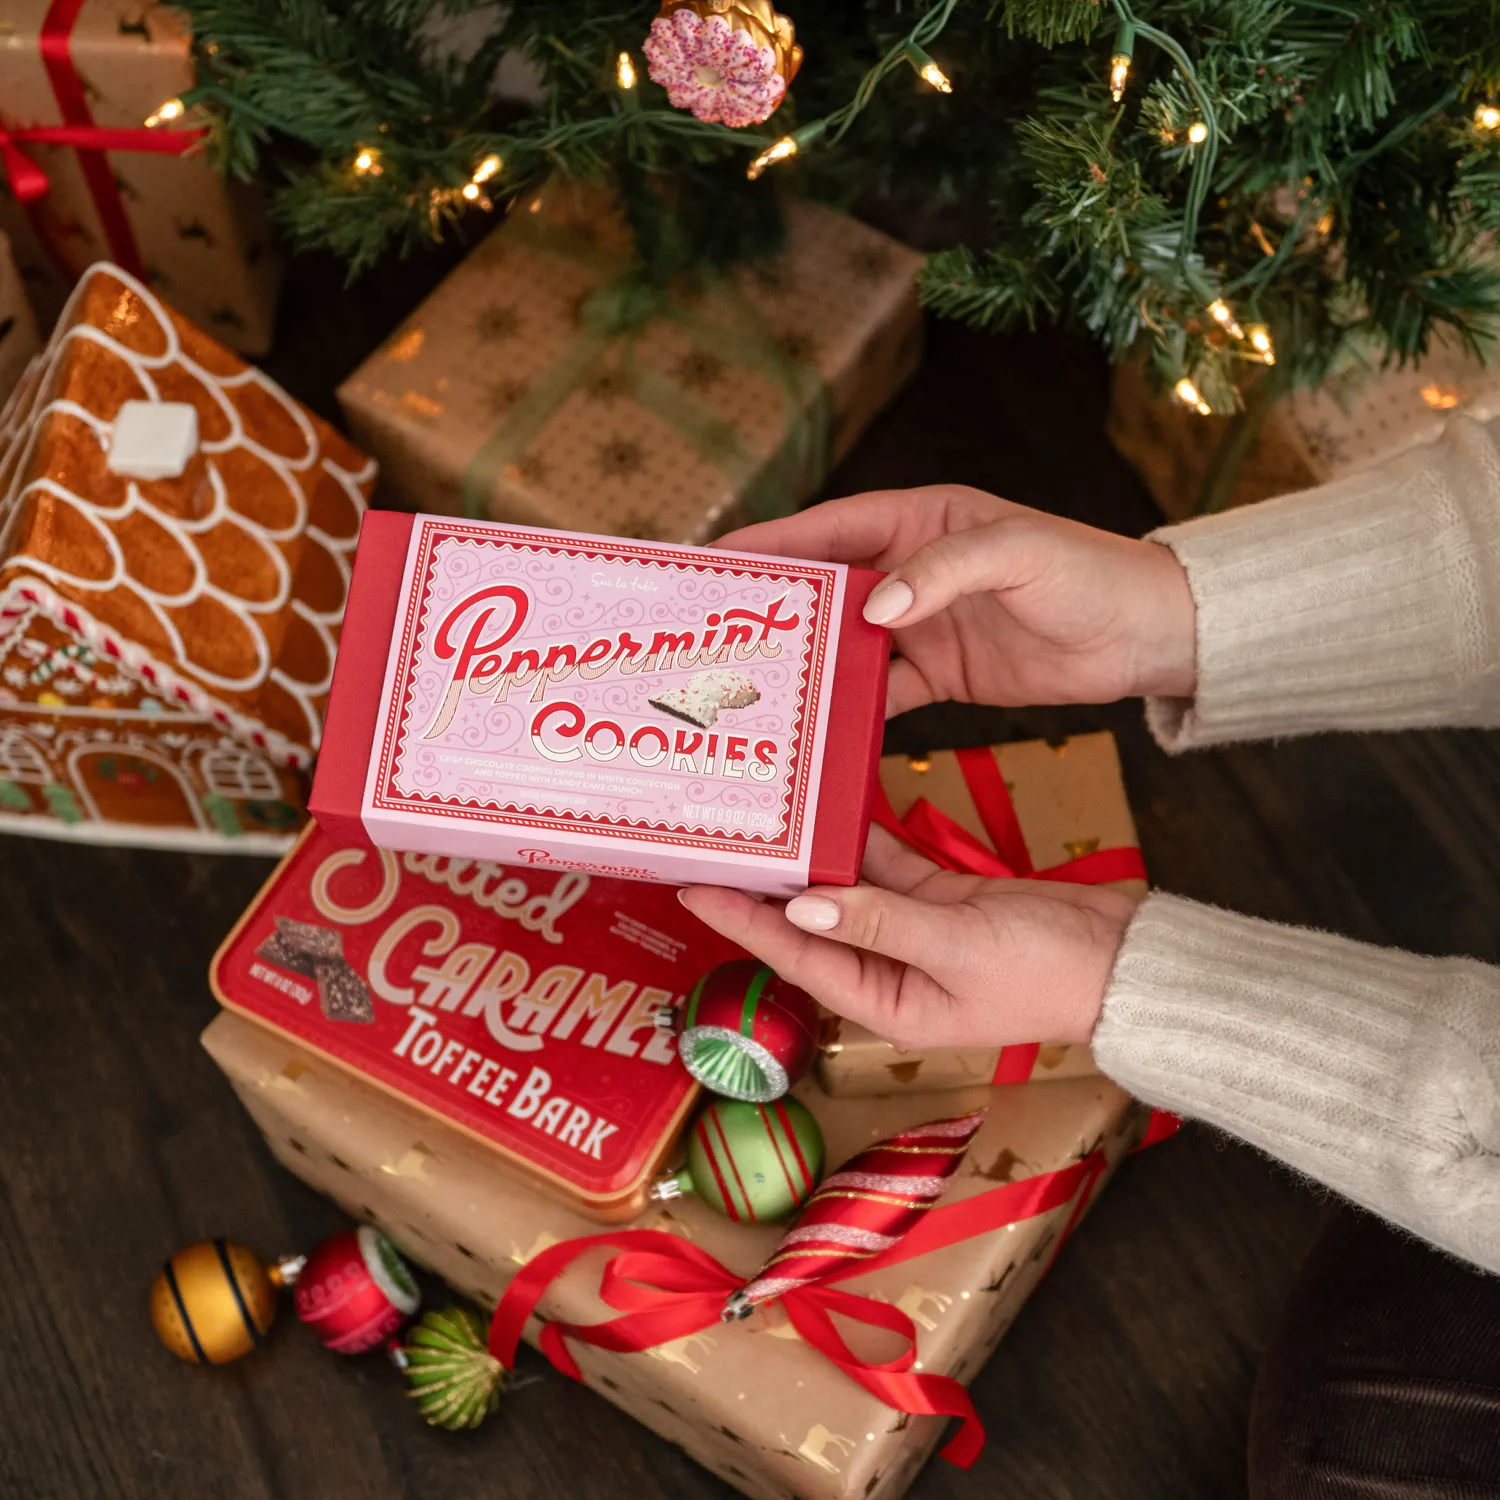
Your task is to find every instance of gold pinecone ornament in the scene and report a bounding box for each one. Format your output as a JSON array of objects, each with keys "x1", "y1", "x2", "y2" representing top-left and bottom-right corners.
[
  {"x1": 643, "y1": 0, "x2": 803, "y2": 129},
  {"x1": 400, "y1": 1305, "x2": 506, "y2": 1430}
]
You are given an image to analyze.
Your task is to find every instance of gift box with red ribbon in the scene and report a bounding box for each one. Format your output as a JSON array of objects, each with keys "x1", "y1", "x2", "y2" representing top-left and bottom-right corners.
[
  {"x1": 1, "y1": 0, "x2": 281, "y2": 354},
  {"x1": 816, "y1": 732, "x2": 1148, "y2": 1098},
  {"x1": 204, "y1": 1005, "x2": 1172, "y2": 1500}
]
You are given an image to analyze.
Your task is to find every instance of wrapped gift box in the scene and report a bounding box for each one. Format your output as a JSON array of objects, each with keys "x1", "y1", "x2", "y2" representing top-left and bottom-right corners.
[
  {"x1": 337, "y1": 187, "x2": 925, "y2": 543},
  {"x1": 817, "y1": 733, "x2": 1146, "y2": 1097},
  {"x1": 2, "y1": 0, "x2": 282, "y2": 355},
  {"x1": 1109, "y1": 330, "x2": 1500, "y2": 520},
  {"x1": 0, "y1": 231, "x2": 43, "y2": 412},
  {"x1": 0, "y1": 263, "x2": 373, "y2": 851},
  {"x1": 205, "y1": 1008, "x2": 1148, "y2": 1500}
]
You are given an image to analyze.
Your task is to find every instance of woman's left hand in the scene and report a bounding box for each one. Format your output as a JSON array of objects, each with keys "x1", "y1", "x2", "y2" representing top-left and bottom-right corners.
[{"x1": 678, "y1": 826, "x2": 1136, "y2": 1050}]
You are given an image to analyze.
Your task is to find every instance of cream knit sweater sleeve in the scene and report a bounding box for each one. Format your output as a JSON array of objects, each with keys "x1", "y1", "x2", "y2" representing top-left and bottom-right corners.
[
  {"x1": 1145, "y1": 413, "x2": 1500, "y2": 749},
  {"x1": 1092, "y1": 415, "x2": 1500, "y2": 1273}
]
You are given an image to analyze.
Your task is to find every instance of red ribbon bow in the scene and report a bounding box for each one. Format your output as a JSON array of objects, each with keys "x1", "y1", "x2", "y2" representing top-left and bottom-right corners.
[
  {"x1": 490, "y1": 1230, "x2": 985, "y2": 1466},
  {"x1": 0, "y1": 122, "x2": 204, "y2": 207},
  {"x1": 487, "y1": 1117, "x2": 1179, "y2": 1469},
  {"x1": 873, "y1": 745, "x2": 1148, "y2": 1086}
]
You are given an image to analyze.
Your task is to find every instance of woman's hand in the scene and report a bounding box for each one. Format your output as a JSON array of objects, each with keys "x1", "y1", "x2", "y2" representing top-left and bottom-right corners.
[
  {"x1": 721, "y1": 485, "x2": 1196, "y2": 717},
  {"x1": 679, "y1": 826, "x2": 1136, "y2": 1050}
]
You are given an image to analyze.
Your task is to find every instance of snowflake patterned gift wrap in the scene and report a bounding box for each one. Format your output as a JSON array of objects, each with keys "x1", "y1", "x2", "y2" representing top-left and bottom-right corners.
[
  {"x1": 1109, "y1": 326, "x2": 1500, "y2": 520},
  {"x1": 336, "y1": 187, "x2": 925, "y2": 544},
  {"x1": 0, "y1": 263, "x2": 375, "y2": 851},
  {"x1": 204, "y1": 1001, "x2": 1154, "y2": 1500}
]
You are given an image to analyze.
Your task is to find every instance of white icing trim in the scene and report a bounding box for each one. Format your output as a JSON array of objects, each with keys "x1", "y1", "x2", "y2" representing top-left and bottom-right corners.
[
  {"x1": 0, "y1": 263, "x2": 369, "y2": 759},
  {"x1": 0, "y1": 578, "x2": 313, "y2": 767},
  {"x1": 64, "y1": 740, "x2": 211, "y2": 830}
]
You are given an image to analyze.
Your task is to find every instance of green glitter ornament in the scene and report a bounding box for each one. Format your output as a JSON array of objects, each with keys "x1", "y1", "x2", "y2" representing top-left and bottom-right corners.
[{"x1": 399, "y1": 1305, "x2": 505, "y2": 1430}]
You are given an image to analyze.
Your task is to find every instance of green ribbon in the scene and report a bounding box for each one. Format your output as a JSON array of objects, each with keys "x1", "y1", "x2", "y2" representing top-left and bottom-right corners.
[{"x1": 461, "y1": 214, "x2": 830, "y2": 528}]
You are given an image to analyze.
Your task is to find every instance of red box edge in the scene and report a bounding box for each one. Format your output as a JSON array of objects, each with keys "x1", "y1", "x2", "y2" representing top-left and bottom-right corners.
[
  {"x1": 309, "y1": 510, "x2": 413, "y2": 842},
  {"x1": 809, "y1": 568, "x2": 888, "y2": 887}
]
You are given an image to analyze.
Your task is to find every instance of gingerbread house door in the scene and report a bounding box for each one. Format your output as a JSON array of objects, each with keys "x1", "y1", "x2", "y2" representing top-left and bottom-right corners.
[{"x1": 68, "y1": 744, "x2": 208, "y2": 833}]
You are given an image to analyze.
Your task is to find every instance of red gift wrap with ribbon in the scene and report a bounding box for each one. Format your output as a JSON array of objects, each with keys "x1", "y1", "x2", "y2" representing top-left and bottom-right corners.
[
  {"x1": 2, "y1": 0, "x2": 204, "y2": 278},
  {"x1": 489, "y1": 1105, "x2": 1179, "y2": 1470},
  {"x1": 1, "y1": 0, "x2": 279, "y2": 353}
]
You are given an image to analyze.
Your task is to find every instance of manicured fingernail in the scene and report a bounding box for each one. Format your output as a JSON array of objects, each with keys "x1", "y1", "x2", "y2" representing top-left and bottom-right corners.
[
  {"x1": 785, "y1": 895, "x2": 841, "y2": 931},
  {"x1": 863, "y1": 578, "x2": 913, "y2": 626},
  {"x1": 677, "y1": 888, "x2": 693, "y2": 907}
]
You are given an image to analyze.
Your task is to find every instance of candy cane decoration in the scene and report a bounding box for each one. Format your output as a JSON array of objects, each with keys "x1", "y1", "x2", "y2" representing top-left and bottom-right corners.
[{"x1": 723, "y1": 1110, "x2": 986, "y2": 1319}]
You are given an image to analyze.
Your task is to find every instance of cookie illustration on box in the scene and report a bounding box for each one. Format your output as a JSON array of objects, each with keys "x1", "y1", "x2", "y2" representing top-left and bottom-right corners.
[
  {"x1": 649, "y1": 669, "x2": 760, "y2": 729},
  {"x1": 255, "y1": 916, "x2": 375, "y2": 1024},
  {"x1": 313, "y1": 958, "x2": 376, "y2": 1025}
]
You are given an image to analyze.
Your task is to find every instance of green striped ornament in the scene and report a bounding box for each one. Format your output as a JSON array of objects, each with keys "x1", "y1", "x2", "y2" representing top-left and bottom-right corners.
[{"x1": 656, "y1": 1096, "x2": 824, "y2": 1222}]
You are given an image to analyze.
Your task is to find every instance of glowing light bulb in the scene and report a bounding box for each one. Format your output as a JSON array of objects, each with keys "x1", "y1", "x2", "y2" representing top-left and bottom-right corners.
[
  {"x1": 1247, "y1": 325, "x2": 1275, "y2": 364},
  {"x1": 144, "y1": 98, "x2": 184, "y2": 128},
  {"x1": 617, "y1": 51, "x2": 637, "y2": 90},
  {"x1": 919, "y1": 62, "x2": 953, "y2": 93},
  {"x1": 472, "y1": 154, "x2": 502, "y2": 184},
  {"x1": 1187, "y1": 120, "x2": 1208, "y2": 145},
  {"x1": 747, "y1": 136, "x2": 798, "y2": 180},
  {"x1": 1421, "y1": 382, "x2": 1462, "y2": 410},
  {"x1": 1175, "y1": 378, "x2": 1211, "y2": 415},
  {"x1": 1476, "y1": 104, "x2": 1500, "y2": 131},
  {"x1": 1109, "y1": 54, "x2": 1131, "y2": 104},
  {"x1": 1208, "y1": 298, "x2": 1244, "y2": 340},
  {"x1": 353, "y1": 147, "x2": 381, "y2": 176},
  {"x1": 461, "y1": 182, "x2": 481, "y2": 201}
]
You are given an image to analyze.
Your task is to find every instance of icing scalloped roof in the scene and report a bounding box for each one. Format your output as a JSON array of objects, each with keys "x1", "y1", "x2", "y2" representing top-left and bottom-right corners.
[{"x1": 0, "y1": 265, "x2": 375, "y2": 767}]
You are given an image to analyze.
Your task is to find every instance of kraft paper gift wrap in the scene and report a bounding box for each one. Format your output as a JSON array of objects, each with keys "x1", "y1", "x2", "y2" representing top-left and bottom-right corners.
[
  {"x1": 0, "y1": 232, "x2": 42, "y2": 412},
  {"x1": 336, "y1": 186, "x2": 925, "y2": 543},
  {"x1": 204, "y1": 1010, "x2": 1148, "y2": 1500},
  {"x1": 817, "y1": 733, "x2": 1147, "y2": 1098},
  {"x1": 1, "y1": 0, "x2": 282, "y2": 355},
  {"x1": 1108, "y1": 328, "x2": 1500, "y2": 520}
]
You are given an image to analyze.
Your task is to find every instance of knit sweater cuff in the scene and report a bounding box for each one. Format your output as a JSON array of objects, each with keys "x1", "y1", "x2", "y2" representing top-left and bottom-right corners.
[
  {"x1": 1144, "y1": 415, "x2": 1500, "y2": 750},
  {"x1": 1093, "y1": 893, "x2": 1500, "y2": 1271}
]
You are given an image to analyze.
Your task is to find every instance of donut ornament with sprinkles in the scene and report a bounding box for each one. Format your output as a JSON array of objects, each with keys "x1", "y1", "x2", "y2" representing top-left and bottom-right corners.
[{"x1": 642, "y1": 0, "x2": 803, "y2": 128}]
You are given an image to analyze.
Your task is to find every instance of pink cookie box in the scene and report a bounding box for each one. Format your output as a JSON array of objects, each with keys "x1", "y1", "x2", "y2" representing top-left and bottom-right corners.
[{"x1": 311, "y1": 513, "x2": 889, "y2": 894}]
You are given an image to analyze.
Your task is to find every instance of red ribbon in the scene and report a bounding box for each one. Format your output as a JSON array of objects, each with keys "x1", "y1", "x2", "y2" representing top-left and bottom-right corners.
[
  {"x1": 873, "y1": 747, "x2": 1147, "y2": 1087},
  {"x1": 3, "y1": 0, "x2": 205, "y2": 275},
  {"x1": 487, "y1": 1109, "x2": 1179, "y2": 1468}
]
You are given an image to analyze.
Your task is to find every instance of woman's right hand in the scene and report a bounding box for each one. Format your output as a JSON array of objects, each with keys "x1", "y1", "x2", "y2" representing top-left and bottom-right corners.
[{"x1": 720, "y1": 485, "x2": 1197, "y2": 716}]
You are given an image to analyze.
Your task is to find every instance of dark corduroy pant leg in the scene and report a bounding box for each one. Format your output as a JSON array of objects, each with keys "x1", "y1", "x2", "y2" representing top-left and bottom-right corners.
[{"x1": 1249, "y1": 1208, "x2": 1500, "y2": 1500}]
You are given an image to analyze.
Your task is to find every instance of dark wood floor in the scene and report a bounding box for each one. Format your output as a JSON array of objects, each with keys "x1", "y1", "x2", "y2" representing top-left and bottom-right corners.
[{"x1": 10, "y1": 243, "x2": 1499, "y2": 1500}]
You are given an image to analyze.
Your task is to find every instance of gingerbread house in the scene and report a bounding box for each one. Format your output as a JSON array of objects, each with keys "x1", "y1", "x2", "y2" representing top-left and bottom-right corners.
[{"x1": 0, "y1": 263, "x2": 375, "y2": 851}]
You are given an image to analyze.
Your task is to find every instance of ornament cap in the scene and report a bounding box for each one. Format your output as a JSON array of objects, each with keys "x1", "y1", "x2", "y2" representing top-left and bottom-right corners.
[
  {"x1": 650, "y1": 1170, "x2": 690, "y2": 1202},
  {"x1": 268, "y1": 1253, "x2": 306, "y2": 1289},
  {"x1": 722, "y1": 1290, "x2": 753, "y2": 1322}
]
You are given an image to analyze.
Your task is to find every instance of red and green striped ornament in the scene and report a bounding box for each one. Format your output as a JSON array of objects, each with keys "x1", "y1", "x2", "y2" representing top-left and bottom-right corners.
[
  {"x1": 651, "y1": 1096, "x2": 824, "y2": 1222},
  {"x1": 663, "y1": 959, "x2": 820, "y2": 1102}
]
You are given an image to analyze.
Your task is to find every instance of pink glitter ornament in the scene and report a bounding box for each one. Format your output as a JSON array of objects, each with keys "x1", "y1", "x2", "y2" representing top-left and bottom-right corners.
[{"x1": 642, "y1": 2, "x2": 802, "y2": 130}]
